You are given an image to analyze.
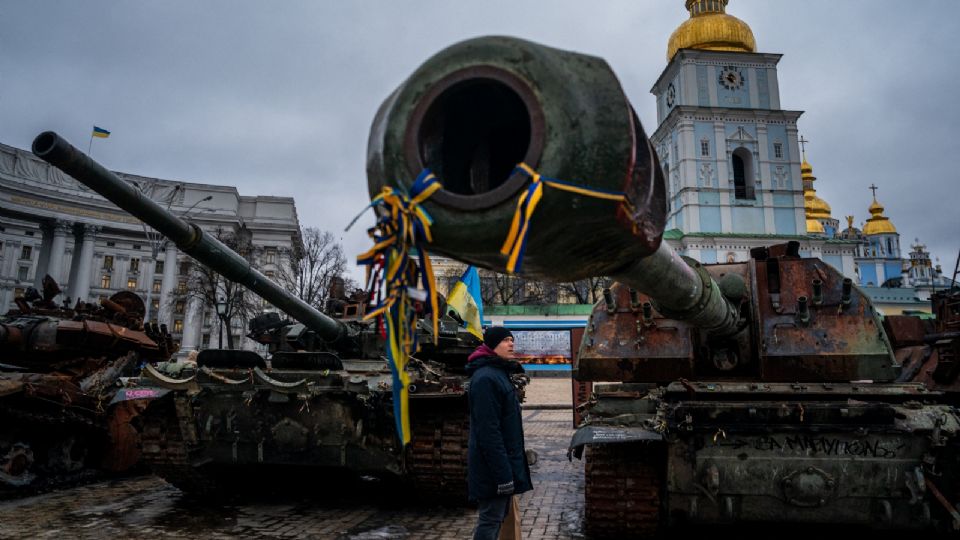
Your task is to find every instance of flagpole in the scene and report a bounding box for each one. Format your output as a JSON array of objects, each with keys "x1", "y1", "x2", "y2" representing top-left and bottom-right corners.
[{"x1": 88, "y1": 131, "x2": 94, "y2": 157}]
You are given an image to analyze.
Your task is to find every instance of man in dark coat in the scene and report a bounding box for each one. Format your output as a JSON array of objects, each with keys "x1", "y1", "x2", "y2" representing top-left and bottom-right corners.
[{"x1": 466, "y1": 326, "x2": 533, "y2": 540}]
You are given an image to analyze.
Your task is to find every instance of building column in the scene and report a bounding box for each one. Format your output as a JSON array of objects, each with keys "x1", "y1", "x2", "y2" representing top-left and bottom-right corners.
[
  {"x1": 180, "y1": 295, "x2": 204, "y2": 353},
  {"x1": 66, "y1": 223, "x2": 86, "y2": 300},
  {"x1": 45, "y1": 219, "x2": 72, "y2": 285},
  {"x1": 71, "y1": 225, "x2": 99, "y2": 303},
  {"x1": 158, "y1": 242, "x2": 178, "y2": 325},
  {"x1": 33, "y1": 221, "x2": 54, "y2": 288}
]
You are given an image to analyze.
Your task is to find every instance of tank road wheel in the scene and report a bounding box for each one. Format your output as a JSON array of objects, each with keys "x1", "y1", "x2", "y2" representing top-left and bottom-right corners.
[
  {"x1": 584, "y1": 442, "x2": 663, "y2": 539},
  {"x1": 407, "y1": 414, "x2": 469, "y2": 503},
  {"x1": 0, "y1": 442, "x2": 36, "y2": 488},
  {"x1": 139, "y1": 399, "x2": 223, "y2": 498}
]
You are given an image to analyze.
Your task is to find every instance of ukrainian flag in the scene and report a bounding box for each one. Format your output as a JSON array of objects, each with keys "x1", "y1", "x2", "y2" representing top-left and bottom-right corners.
[
  {"x1": 92, "y1": 126, "x2": 111, "y2": 138},
  {"x1": 446, "y1": 266, "x2": 484, "y2": 339}
]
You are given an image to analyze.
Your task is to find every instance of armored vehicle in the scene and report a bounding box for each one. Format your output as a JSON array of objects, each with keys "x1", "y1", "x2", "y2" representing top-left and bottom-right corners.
[
  {"x1": 31, "y1": 132, "x2": 497, "y2": 501},
  {"x1": 365, "y1": 36, "x2": 960, "y2": 535},
  {"x1": 1, "y1": 277, "x2": 176, "y2": 495}
]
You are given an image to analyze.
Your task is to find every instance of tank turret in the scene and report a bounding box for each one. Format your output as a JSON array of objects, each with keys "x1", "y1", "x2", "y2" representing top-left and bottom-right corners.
[{"x1": 32, "y1": 131, "x2": 352, "y2": 348}]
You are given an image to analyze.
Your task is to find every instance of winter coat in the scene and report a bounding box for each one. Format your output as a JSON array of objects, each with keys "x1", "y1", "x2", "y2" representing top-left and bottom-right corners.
[{"x1": 465, "y1": 351, "x2": 533, "y2": 501}]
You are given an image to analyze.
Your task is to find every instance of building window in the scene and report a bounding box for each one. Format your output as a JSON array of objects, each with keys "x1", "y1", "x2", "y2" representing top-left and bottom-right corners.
[
  {"x1": 20, "y1": 245, "x2": 32, "y2": 260},
  {"x1": 173, "y1": 320, "x2": 184, "y2": 333},
  {"x1": 265, "y1": 270, "x2": 275, "y2": 281},
  {"x1": 127, "y1": 278, "x2": 137, "y2": 290},
  {"x1": 103, "y1": 255, "x2": 114, "y2": 270},
  {"x1": 175, "y1": 300, "x2": 185, "y2": 314},
  {"x1": 177, "y1": 280, "x2": 187, "y2": 294},
  {"x1": 14, "y1": 287, "x2": 25, "y2": 298},
  {"x1": 129, "y1": 258, "x2": 140, "y2": 273},
  {"x1": 101, "y1": 275, "x2": 111, "y2": 288},
  {"x1": 265, "y1": 249, "x2": 277, "y2": 264},
  {"x1": 151, "y1": 299, "x2": 160, "y2": 312},
  {"x1": 732, "y1": 148, "x2": 755, "y2": 200},
  {"x1": 17, "y1": 266, "x2": 29, "y2": 282},
  {"x1": 153, "y1": 280, "x2": 162, "y2": 293},
  {"x1": 132, "y1": 244, "x2": 141, "y2": 250},
  {"x1": 155, "y1": 260, "x2": 165, "y2": 274},
  {"x1": 179, "y1": 261, "x2": 191, "y2": 275},
  {"x1": 202, "y1": 335, "x2": 210, "y2": 348},
  {"x1": 773, "y1": 142, "x2": 783, "y2": 159},
  {"x1": 106, "y1": 241, "x2": 115, "y2": 247},
  {"x1": 700, "y1": 139, "x2": 710, "y2": 157}
]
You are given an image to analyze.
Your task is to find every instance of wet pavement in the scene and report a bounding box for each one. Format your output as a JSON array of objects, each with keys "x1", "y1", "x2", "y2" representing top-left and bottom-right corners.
[{"x1": 0, "y1": 398, "x2": 585, "y2": 539}]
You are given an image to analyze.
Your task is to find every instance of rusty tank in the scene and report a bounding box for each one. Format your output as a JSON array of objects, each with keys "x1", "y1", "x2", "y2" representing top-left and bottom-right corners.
[
  {"x1": 30, "y1": 132, "x2": 508, "y2": 501},
  {"x1": 365, "y1": 35, "x2": 960, "y2": 535},
  {"x1": 0, "y1": 276, "x2": 176, "y2": 495}
]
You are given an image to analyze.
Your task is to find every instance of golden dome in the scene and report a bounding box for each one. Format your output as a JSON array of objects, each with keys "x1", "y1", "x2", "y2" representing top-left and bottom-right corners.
[
  {"x1": 667, "y1": 0, "x2": 757, "y2": 61},
  {"x1": 801, "y1": 154, "x2": 832, "y2": 225},
  {"x1": 806, "y1": 218, "x2": 825, "y2": 234},
  {"x1": 863, "y1": 193, "x2": 897, "y2": 235}
]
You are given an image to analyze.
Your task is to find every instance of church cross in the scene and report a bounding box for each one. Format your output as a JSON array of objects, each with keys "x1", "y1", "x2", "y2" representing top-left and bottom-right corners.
[
  {"x1": 869, "y1": 184, "x2": 878, "y2": 199},
  {"x1": 799, "y1": 135, "x2": 809, "y2": 154}
]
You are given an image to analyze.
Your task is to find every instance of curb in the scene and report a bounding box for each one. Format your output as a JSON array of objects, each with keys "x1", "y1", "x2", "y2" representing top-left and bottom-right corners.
[{"x1": 522, "y1": 404, "x2": 572, "y2": 410}]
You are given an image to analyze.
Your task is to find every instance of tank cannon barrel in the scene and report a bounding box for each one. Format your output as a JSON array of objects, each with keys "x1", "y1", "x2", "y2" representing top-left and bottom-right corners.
[
  {"x1": 367, "y1": 36, "x2": 739, "y2": 335},
  {"x1": 31, "y1": 131, "x2": 350, "y2": 344}
]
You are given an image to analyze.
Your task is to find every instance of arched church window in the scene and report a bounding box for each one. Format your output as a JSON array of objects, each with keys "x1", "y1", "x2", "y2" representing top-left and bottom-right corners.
[
  {"x1": 773, "y1": 142, "x2": 783, "y2": 159},
  {"x1": 886, "y1": 238, "x2": 893, "y2": 255},
  {"x1": 700, "y1": 139, "x2": 710, "y2": 157},
  {"x1": 664, "y1": 164, "x2": 671, "y2": 212},
  {"x1": 732, "y1": 148, "x2": 755, "y2": 200}
]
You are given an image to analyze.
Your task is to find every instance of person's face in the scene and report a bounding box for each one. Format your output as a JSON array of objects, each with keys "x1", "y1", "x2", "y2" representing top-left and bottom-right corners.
[{"x1": 493, "y1": 336, "x2": 515, "y2": 359}]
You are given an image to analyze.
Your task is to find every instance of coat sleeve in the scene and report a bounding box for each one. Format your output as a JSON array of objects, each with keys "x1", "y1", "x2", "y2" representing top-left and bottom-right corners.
[{"x1": 469, "y1": 374, "x2": 514, "y2": 492}]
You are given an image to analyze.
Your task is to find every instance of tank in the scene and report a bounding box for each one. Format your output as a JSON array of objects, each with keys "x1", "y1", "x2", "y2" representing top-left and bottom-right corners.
[
  {"x1": 0, "y1": 276, "x2": 176, "y2": 495},
  {"x1": 30, "y1": 132, "x2": 508, "y2": 501},
  {"x1": 366, "y1": 36, "x2": 960, "y2": 534}
]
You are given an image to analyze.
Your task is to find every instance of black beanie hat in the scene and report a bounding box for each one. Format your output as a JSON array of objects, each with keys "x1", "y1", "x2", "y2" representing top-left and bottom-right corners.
[{"x1": 483, "y1": 326, "x2": 514, "y2": 349}]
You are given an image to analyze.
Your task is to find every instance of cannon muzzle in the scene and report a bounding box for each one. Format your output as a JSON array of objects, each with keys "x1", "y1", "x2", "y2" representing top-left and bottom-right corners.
[
  {"x1": 367, "y1": 36, "x2": 739, "y2": 335},
  {"x1": 32, "y1": 131, "x2": 350, "y2": 344}
]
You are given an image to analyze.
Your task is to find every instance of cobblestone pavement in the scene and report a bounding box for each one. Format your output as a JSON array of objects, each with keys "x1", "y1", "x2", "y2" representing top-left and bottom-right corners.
[
  {"x1": 523, "y1": 378, "x2": 573, "y2": 408},
  {"x1": 0, "y1": 409, "x2": 584, "y2": 540}
]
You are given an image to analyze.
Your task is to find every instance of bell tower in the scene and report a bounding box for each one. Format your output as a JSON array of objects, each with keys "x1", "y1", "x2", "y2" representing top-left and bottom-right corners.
[{"x1": 650, "y1": 0, "x2": 806, "y2": 240}]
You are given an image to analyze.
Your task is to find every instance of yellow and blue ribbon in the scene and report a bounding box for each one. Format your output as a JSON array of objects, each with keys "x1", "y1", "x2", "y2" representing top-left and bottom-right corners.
[
  {"x1": 353, "y1": 170, "x2": 441, "y2": 446},
  {"x1": 499, "y1": 163, "x2": 632, "y2": 274}
]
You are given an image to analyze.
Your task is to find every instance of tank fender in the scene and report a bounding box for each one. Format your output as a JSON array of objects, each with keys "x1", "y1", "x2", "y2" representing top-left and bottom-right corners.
[{"x1": 568, "y1": 425, "x2": 662, "y2": 460}]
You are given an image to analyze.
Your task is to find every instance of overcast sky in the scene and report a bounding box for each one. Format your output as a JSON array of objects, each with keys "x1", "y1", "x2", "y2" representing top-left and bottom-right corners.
[{"x1": 2, "y1": 1, "x2": 958, "y2": 280}]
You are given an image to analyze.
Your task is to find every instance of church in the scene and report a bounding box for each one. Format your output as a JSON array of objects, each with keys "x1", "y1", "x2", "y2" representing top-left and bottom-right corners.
[{"x1": 651, "y1": 0, "x2": 953, "y2": 314}]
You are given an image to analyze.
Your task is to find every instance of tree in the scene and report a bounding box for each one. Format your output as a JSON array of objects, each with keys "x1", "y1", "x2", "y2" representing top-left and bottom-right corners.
[
  {"x1": 276, "y1": 227, "x2": 356, "y2": 312},
  {"x1": 478, "y1": 269, "x2": 555, "y2": 305},
  {"x1": 558, "y1": 277, "x2": 612, "y2": 304},
  {"x1": 177, "y1": 226, "x2": 262, "y2": 350}
]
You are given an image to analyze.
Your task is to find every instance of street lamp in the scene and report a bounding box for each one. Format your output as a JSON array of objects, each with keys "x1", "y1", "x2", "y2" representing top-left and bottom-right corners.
[{"x1": 215, "y1": 295, "x2": 227, "y2": 349}]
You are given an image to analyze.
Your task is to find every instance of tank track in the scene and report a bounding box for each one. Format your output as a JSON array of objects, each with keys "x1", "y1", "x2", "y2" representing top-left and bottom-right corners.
[
  {"x1": 584, "y1": 441, "x2": 662, "y2": 539},
  {"x1": 0, "y1": 405, "x2": 103, "y2": 497},
  {"x1": 138, "y1": 396, "x2": 224, "y2": 497},
  {"x1": 407, "y1": 410, "x2": 469, "y2": 502}
]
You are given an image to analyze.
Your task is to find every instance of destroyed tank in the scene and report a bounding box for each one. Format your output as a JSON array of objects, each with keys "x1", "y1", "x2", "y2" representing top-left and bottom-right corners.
[
  {"x1": 0, "y1": 276, "x2": 176, "y2": 495},
  {"x1": 30, "y1": 131, "x2": 491, "y2": 501},
  {"x1": 365, "y1": 36, "x2": 960, "y2": 534}
]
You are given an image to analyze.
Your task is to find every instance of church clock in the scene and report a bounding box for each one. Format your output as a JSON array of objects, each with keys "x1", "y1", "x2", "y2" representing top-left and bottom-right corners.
[
  {"x1": 718, "y1": 66, "x2": 744, "y2": 90},
  {"x1": 666, "y1": 83, "x2": 676, "y2": 108}
]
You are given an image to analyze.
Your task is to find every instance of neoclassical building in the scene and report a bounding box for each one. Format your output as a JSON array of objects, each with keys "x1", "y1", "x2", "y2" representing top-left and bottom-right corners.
[{"x1": 0, "y1": 141, "x2": 301, "y2": 353}]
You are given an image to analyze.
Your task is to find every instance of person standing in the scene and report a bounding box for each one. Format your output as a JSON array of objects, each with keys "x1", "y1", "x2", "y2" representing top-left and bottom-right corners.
[{"x1": 466, "y1": 326, "x2": 532, "y2": 540}]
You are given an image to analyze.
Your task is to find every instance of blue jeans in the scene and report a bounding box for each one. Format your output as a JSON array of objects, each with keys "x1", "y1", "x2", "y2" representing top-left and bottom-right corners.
[{"x1": 473, "y1": 494, "x2": 512, "y2": 540}]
